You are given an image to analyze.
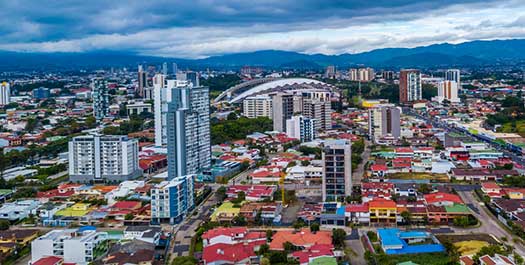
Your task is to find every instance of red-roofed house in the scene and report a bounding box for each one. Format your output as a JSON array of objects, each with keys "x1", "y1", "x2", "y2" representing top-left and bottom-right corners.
[
  {"x1": 395, "y1": 147, "x2": 414, "y2": 157},
  {"x1": 31, "y1": 256, "x2": 66, "y2": 265},
  {"x1": 368, "y1": 198, "x2": 397, "y2": 224},
  {"x1": 424, "y1": 192, "x2": 463, "y2": 206},
  {"x1": 291, "y1": 244, "x2": 334, "y2": 265},
  {"x1": 345, "y1": 203, "x2": 370, "y2": 224},
  {"x1": 481, "y1": 182, "x2": 505, "y2": 198},
  {"x1": 202, "y1": 227, "x2": 248, "y2": 246},
  {"x1": 203, "y1": 241, "x2": 264, "y2": 265},
  {"x1": 227, "y1": 185, "x2": 277, "y2": 202},
  {"x1": 270, "y1": 229, "x2": 332, "y2": 251},
  {"x1": 370, "y1": 164, "x2": 388, "y2": 177}
]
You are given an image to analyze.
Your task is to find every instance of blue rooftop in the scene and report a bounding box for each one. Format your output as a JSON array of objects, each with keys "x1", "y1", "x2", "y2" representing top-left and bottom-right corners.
[{"x1": 378, "y1": 228, "x2": 445, "y2": 255}]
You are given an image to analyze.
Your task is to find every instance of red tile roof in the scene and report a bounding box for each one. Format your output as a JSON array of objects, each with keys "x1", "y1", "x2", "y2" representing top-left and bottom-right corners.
[
  {"x1": 346, "y1": 203, "x2": 369, "y2": 213},
  {"x1": 202, "y1": 227, "x2": 247, "y2": 240},
  {"x1": 424, "y1": 192, "x2": 463, "y2": 205},
  {"x1": 203, "y1": 241, "x2": 263, "y2": 263},
  {"x1": 112, "y1": 201, "x2": 141, "y2": 210},
  {"x1": 291, "y1": 244, "x2": 334, "y2": 264},
  {"x1": 269, "y1": 229, "x2": 332, "y2": 251},
  {"x1": 370, "y1": 164, "x2": 388, "y2": 171},
  {"x1": 33, "y1": 256, "x2": 63, "y2": 265},
  {"x1": 481, "y1": 182, "x2": 500, "y2": 190},
  {"x1": 368, "y1": 198, "x2": 396, "y2": 209}
]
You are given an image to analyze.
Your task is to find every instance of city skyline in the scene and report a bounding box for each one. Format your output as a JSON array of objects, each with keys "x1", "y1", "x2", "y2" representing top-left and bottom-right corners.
[{"x1": 0, "y1": 1, "x2": 523, "y2": 58}]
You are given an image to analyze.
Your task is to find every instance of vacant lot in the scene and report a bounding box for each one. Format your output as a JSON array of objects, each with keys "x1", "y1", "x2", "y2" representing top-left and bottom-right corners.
[
  {"x1": 436, "y1": 233, "x2": 498, "y2": 245},
  {"x1": 388, "y1": 173, "x2": 449, "y2": 182}
]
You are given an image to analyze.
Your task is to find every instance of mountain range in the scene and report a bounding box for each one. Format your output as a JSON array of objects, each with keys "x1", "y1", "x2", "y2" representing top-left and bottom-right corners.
[{"x1": 1, "y1": 39, "x2": 524, "y2": 71}]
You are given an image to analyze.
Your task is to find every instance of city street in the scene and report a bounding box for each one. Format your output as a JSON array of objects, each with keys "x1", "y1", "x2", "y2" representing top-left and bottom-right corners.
[
  {"x1": 353, "y1": 139, "x2": 371, "y2": 185},
  {"x1": 456, "y1": 190, "x2": 525, "y2": 256}
]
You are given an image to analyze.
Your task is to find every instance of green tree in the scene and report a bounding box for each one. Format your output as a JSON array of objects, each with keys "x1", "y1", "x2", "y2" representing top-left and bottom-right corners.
[
  {"x1": 310, "y1": 222, "x2": 320, "y2": 233},
  {"x1": 401, "y1": 211, "x2": 412, "y2": 225},
  {"x1": 85, "y1": 116, "x2": 97, "y2": 128},
  {"x1": 25, "y1": 118, "x2": 38, "y2": 132},
  {"x1": 266, "y1": 229, "x2": 273, "y2": 242},
  {"x1": 332, "y1": 228, "x2": 347, "y2": 249},
  {"x1": 0, "y1": 219, "x2": 10, "y2": 230}
]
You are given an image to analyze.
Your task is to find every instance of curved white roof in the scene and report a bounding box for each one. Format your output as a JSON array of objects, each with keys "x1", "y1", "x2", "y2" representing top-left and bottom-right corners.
[{"x1": 230, "y1": 78, "x2": 327, "y2": 103}]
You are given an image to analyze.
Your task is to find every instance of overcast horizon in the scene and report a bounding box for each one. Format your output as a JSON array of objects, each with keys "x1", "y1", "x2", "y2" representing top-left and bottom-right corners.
[{"x1": 0, "y1": 0, "x2": 524, "y2": 59}]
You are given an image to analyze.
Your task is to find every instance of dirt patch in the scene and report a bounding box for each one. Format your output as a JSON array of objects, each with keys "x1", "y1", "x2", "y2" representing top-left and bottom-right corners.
[{"x1": 436, "y1": 234, "x2": 498, "y2": 245}]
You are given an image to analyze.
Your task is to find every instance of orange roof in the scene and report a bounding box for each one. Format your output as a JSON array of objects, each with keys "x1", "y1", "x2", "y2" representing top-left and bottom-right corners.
[
  {"x1": 92, "y1": 185, "x2": 118, "y2": 193},
  {"x1": 269, "y1": 229, "x2": 332, "y2": 251},
  {"x1": 368, "y1": 198, "x2": 396, "y2": 209}
]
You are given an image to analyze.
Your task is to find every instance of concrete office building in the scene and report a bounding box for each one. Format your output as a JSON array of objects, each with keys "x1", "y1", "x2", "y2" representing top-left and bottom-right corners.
[
  {"x1": 382, "y1": 71, "x2": 395, "y2": 80},
  {"x1": 325, "y1": 65, "x2": 336, "y2": 79},
  {"x1": 153, "y1": 75, "x2": 185, "y2": 146},
  {"x1": 349, "y1": 68, "x2": 375, "y2": 81},
  {"x1": 286, "y1": 115, "x2": 317, "y2": 142},
  {"x1": 31, "y1": 229, "x2": 108, "y2": 265},
  {"x1": 435, "y1": 80, "x2": 460, "y2": 103},
  {"x1": 322, "y1": 140, "x2": 352, "y2": 202},
  {"x1": 92, "y1": 78, "x2": 109, "y2": 120},
  {"x1": 242, "y1": 95, "x2": 273, "y2": 118},
  {"x1": 68, "y1": 134, "x2": 141, "y2": 183},
  {"x1": 368, "y1": 104, "x2": 401, "y2": 142},
  {"x1": 166, "y1": 82, "x2": 210, "y2": 178},
  {"x1": 162, "y1": 62, "x2": 168, "y2": 75},
  {"x1": 399, "y1": 69, "x2": 422, "y2": 103},
  {"x1": 150, "y1": 174, "x2": 194, "y2": 224},
  {"x1": 272, "y1": 93, "x2": 302, "y2": 132},
  {"x1": 0, "y1": 81, "x2": 10, "y2": 106}
]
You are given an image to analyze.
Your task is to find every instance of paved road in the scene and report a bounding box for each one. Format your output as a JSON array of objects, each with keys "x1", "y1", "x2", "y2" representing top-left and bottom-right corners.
[
  {"x1": 457, "y1": 190, "x2": 525, "y2": 256},
  {"x1": 343, "y1": 227, "x2": 366, "y2": 265},
  {"x1": 168, "y1": 184, "x2": 221, "y2": 262},
  {"x1": 353, "y1": 139, "x2": 371, "y2": 185}
]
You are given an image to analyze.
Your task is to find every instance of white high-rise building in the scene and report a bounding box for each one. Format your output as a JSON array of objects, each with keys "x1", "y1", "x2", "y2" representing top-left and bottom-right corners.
[
  {"x1": 68, "y1": 134, "x2": 141, "y2": 183},
  {"x1": 322, "y1": 140, "x2": 352, "y2": 202},
  {"x1": 399, "y1": 69, "x2": 422, "y2": 103},
  {"x1": 435, "y1": 80, "x2": 460, "y2": 103},
  {"x1": 166, "y1": 82, "x2": 210, "y2": 178},
  {"x1": 0, "y1": 81, "x2": 10, "y2": 106},
  {"x1": 242, "y1": 95, "x2": 273, "y2": 118},
  {"x1": 349, "y1": 68, "x2": 375, "y2": 81},
  {"x1": 31, "y1": 229, "x2": 108, "y2": 265},
  {"x1": 151, "y1": 174, "x2": 194, "y2": 224},
  {"x1": 153, "y1": 76, "x2": 188, "y2": 146},
  {"x1": 368, "y1": 104, "x2": 401, "y2": 142},
  {"x1": 302, "y1": 91, "x2": 332, "y2": 131},
  {"x1": 286, "y1": 115, "x2": 317, "y2": 142}
]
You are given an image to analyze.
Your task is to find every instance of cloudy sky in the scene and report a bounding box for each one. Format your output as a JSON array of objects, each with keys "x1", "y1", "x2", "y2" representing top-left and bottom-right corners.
[{"x1": 0, "y1": 0, "x2": 524, "y2": 58}]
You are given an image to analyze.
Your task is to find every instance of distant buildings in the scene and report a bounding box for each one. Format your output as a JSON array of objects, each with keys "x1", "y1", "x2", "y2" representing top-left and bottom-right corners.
[
  {"x1": 165, "y1": 81, "x2": 210, "y2": 178},
  {"x1": 240, "y1": 66, "x2": 263, "y2": 76},
  {"x1": 325, "y1": 65, "x2": 336, "y2": 79},
  {"x1": 368, "y1": 104, "x2": 401, "y2": 143},
  {"x1": 126, "y1": 101, "x2": 152, "y2": 116},
  {"x1": 382, "y1": 71, "x2": 395, "y2": 80},
  {"x1": 153, "y1": 76, "x2": 181, "y2": 146},
  {"x1": 322, "y1": 140, "x2": 352, "y2": 202},
  {"x1": 0, "y1": 81, "x2": 10, "y2": 106},
  {"x1": 435, "y1": 80, "x2": 460, "y2": 103},
  {"x1": 242, "y1": 95, "x2": 273, "y2": 119},
  {"x1": 150, "y1": 174, "x2": 194, "y2": 224},
  {"x1": 176, "y1": 71, "x2": 200, "y2": 87},
  {"x1": 32, "y1": 87, "x2": 50, "y2": 99},
  {"x1": 91, "y1": 78, "x2": 109, "y2": 120},
  {"x1": 137, "y1": 65, "x2": 147, "y2": 98},
  {"x1": 286, "y1": 115, "x2": 317, "y2": 142},
  {"x1": 349, "y1": 68, "x2": 375, "y2": 82},
  {"x1": 162, "y1": 62, "x2": 168, "y2": 75},
  {"x1": 272, "y1": 91, "x2": 332, "y2": 133},
  {"x1": 68, "y1": 134, "x2": 141, "y2": 183},
  {"x1": 31, "y1": 229, "x2": 108, "y2": 265},
  {"x1": 399, "y1": 69, "x2": 422, "y2": 103}
]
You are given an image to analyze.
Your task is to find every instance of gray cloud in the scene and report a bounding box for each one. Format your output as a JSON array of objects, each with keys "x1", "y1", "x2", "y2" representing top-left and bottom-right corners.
[{"x1": 0, "y1": 0, "x2": 523, "y2": 58}]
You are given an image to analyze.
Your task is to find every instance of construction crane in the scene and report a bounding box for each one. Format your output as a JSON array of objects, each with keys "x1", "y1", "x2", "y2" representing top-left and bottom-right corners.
[{"x1": 279, "y1": 172, "x2": 286, "y2": 205}]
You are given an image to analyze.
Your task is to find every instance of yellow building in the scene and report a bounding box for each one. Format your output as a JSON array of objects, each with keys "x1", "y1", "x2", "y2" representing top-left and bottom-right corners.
[
  {"x1": 362, "y1": 99, "x2": 389, "y2": 108},
  {"x1": 0, "y1": 229, "x2": 39, "y2": 254},
  {"x1": 369, "y1": 198, "x2": 397, "y2": 224}
]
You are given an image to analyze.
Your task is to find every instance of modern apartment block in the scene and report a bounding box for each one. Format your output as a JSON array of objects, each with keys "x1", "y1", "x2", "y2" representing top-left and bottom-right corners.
[
  {"x1": 166, "y1": 82, "x2": 211, "y2": 178},
  {"x1": 399, "y1": 69, "x2": 422, "y2": 103},
  {"x1": 150, "y1": 174, "x2": 195, "y2": 224},
  {"x1": 286, "y1": 115, "x2": 317, "y2": 142},
  {"x1": 272, "y1": 93, "x2": 302, "y2": 132},
  {"x1": 31, "y1": 229, "x2": 108, "y2": 265},
  {"x1": 368, "y1": 104, "x2": 401, "y2": 142},
  {"x1": 92, "y1": 78, "x2": 109, "y2": 120},
  {"x1": 322, "y1": 140, "x2": 352, "y2": 202},
  {"x1": 435, "y1": 80, "x2": 460, "y2": 103},
  {"x1": 301, "y1": 91, "x2": 332, "y2": 131},
  {"x1": 349, "y1": 68, "x2": 375, "y2": 82},
  {"x1": 445, "y1": 69, "x2": 461, "y2": 88},
  {"x1": 153, "y1": 76, "x2": 184, "y2": 146},
  {"x1": 0, "y1": 81, "x2": 10, "y2": 106},
  {"x1": 137, "y1": 65, "x2": 148, "y2": 98},
  {"x1": 242, "y1": 95, "x2": 273, "y2": 118},
  {"x1": 68, "y1": 134, "x2": 141, "y2": 183}
]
